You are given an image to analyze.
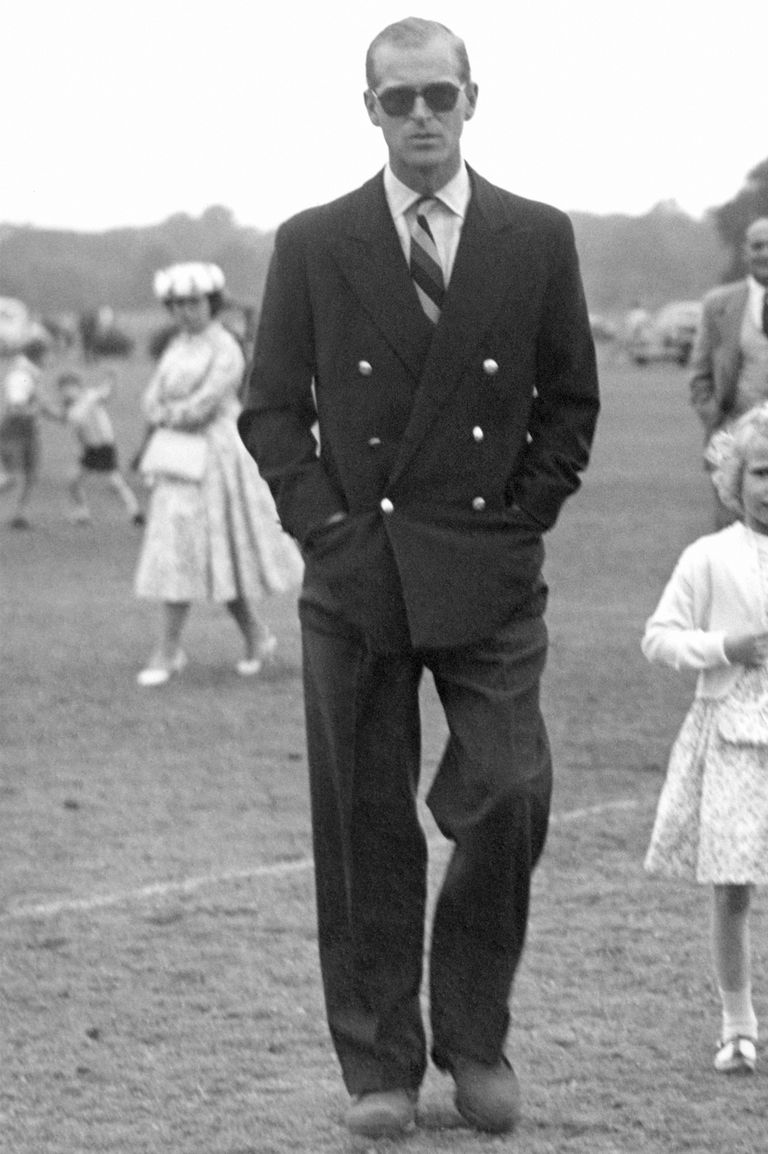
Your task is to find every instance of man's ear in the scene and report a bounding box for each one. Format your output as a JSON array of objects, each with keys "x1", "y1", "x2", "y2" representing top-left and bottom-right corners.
[
  {"x1": 463, "y1": 82, "x2": 479, "y2": 122},
  {"x1": 363, "y1": 89, "x2": 381, "y2": 127}
]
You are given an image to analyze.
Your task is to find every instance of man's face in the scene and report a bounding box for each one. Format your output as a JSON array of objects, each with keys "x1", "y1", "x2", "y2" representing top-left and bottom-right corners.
[
  {"x1": 744, "y1": 220, "x2": 768, "y2": 287},
  {"x1": 364, "y1": 34, "x2": 478, "y2": 191}
]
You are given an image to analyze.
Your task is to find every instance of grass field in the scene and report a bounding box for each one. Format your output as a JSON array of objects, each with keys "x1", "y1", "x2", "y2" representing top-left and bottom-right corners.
[{"x1": 2, "y1": 346, "x2": 767, "y2": 1153}]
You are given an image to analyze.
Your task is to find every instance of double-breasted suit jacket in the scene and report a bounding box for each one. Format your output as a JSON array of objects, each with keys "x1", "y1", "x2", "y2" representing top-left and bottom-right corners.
[
  {"x1": 689, "y1": 281, "x2": 750, "y2": 436},
  {"x1": 239, "y1": 167, "x2": 599, "y2": 651}
]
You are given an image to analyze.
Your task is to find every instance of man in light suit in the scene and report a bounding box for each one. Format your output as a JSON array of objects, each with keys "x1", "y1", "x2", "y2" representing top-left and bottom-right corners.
[
  {"x1": 690, "y1": 217, "x2": 768, "y2": 525},
  {"x1": 239, "y1": 16, "x2": 599, "y2": 1139}
]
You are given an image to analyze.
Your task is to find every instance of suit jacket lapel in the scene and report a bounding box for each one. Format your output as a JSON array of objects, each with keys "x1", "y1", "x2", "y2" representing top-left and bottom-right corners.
[
  {"x1": 332, "y1": 173, "x2": 435, "y2": 380},
  {"x1": 721, "y1": 282, "x2": 748, "y2": 351},
  {"x1": 717, "y1": 282, "x2": 749, "y2": 409}
]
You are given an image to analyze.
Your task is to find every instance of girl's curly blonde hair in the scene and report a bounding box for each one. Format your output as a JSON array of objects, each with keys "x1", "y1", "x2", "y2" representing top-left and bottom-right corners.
[{"x1": 709, "y1": 401, "x2": 768, "y2": 515}]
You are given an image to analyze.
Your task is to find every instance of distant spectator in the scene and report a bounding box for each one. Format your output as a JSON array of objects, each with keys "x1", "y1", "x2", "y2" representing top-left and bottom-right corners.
[
  {"x1": 79, "y1": 310, "x2": 100, "y2": 361},
  {"x1": 0, "y1": 342, "x2": 48, "y2": 529},
  {"x1": 42, "y1": 314, "x2": 77, "y2": 353},
  {"x1": 79, "y1": 307, "x2": 133, "y2": 360},
  {"x1": 46, "y1": 369, "x2": 144, "y2": 526},
  {"x1": 691, "y1": 217, "x2": 768, "y2": 526},
  {"x1": 620, "y1": 299, "x2": 651, "y2": 362}
]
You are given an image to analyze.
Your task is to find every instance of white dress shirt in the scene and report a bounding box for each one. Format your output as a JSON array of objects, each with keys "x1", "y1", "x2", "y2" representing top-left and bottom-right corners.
[
  {"x1": 383, "y1": 163, "x2": 471, "y2": 286},
  {"x1": 747, "y1": 275, "x2": 768, "y2": 330}
]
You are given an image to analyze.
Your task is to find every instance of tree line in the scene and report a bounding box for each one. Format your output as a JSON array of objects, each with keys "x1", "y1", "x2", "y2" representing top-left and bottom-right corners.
[{"x1": 2, "y1": 159, "x2": 767, "y2": 320}]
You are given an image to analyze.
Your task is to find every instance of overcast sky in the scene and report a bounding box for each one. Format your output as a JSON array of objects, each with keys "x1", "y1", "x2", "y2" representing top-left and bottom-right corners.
[{"x1": 2, "y1": 0, "x2": 763, "y2": 233}]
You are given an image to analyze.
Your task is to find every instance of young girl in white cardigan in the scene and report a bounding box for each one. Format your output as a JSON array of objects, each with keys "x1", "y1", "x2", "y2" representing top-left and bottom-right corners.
[{"x1": 642, "y1": 401, "x2": 768, "y2": 1076}]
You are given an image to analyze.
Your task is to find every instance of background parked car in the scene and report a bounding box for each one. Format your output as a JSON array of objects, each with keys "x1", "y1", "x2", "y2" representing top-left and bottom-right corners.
[{"x1": 628, "y1": 300, "x2": 702, "y2": 366}]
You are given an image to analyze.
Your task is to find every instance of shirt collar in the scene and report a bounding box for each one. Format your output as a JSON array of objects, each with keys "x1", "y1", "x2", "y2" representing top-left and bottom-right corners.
[
  {"x1": 383, "y1": 163, "x2": 471, "y2": 221},
  {"x1": 748, "y1": 275, "x2": 768, "y2": 299}
]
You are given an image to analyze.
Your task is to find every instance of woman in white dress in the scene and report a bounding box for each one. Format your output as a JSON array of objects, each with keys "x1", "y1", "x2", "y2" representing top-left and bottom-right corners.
[{"x1": 134, "y1": 262, "x2": 303, "y2": 686}]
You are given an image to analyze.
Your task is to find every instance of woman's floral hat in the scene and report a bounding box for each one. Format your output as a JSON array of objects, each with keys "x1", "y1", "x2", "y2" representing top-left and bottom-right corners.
[{"x1": 153, "y1": 262, "x2": 225, "y2": 301}]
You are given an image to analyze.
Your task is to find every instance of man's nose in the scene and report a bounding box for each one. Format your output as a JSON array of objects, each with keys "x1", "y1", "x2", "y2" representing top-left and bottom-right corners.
[{"x1": 411, "y1": 94, "x2": 432, "y2": 118}]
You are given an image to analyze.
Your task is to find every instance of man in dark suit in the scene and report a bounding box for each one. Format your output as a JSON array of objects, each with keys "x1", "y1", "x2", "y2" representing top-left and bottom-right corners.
[{"x1": 239, "y1": 16, "x2": 599, "y2": 1139}]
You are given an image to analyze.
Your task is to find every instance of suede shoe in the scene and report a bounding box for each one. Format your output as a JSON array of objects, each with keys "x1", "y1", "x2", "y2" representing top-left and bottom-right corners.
[
  {"x1": 345, "y1": 1088, "x2": 417, "y2": 1137},
  {"x1": 449, "y1": 1054, "x2": 521, "y2": 1133}
]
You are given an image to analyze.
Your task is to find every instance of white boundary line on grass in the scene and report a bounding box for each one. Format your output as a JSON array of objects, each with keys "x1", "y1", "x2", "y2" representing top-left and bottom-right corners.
[{"x1": 3, "y1": 797, "x2": 639, "y2": 922}]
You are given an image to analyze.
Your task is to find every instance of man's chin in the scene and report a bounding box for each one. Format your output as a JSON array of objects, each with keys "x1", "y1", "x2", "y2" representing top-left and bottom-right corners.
[
  {"x1": 407, "y1": 142, "x2": 444, "y2": 159},
  {"x1": 404, "y1": 147, "x2": 450, "y2": 176}
]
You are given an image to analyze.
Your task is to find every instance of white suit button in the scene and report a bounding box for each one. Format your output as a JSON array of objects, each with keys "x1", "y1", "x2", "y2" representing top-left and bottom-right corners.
[
  {"x1": 482, "y1": 358, "x2": 499, "y2": 375},
  {"x1": 368, "y1": 436, "x2": 382, "y2": 447},
  {"x1": 472, "y1": 426, "x2": 484, "y2": 442},
  {"x1": 358, "y1": 360, "x2": 373, "y2": 376},
  {"x1": 472, "y1": 497, "x2": 486, "y2": 511},
  {"x1": 526, "y1": 431, "x2": 533, "y2": 444},
  {"x1": 380, "y1": 498, "x2": 394, "y2": 514}
]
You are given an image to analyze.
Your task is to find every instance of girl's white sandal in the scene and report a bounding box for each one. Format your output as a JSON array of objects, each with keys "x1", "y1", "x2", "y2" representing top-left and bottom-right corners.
[{"x1": 714, "y1": 1035, "x2": 757, "y2": 1074}]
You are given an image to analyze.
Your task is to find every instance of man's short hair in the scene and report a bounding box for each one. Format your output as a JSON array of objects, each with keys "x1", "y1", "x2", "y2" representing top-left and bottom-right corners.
[
  {"x1": 745, "y1": 217, "x2": 768, "y2": 241},
  {"x1": 365, "y1": 17, "x2": 472, "y2": 90}
]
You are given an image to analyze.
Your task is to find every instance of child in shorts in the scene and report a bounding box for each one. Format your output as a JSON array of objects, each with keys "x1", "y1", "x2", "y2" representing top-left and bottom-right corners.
[
  {"x1": 0, "y1": 343, "x2": 48, "y2": 528},
  {"x1": 52, "y1": 370, "x2": 144, "y2": 525}
]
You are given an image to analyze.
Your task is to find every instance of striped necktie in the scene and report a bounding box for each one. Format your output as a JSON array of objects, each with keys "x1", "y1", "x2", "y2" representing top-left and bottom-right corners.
[{"x1": 409, "y1": 197, "x2": 445, "y2": 323}]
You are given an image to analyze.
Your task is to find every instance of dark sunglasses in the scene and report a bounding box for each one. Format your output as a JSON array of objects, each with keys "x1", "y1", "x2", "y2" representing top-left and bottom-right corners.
[{"x1": 372, "y1": 82, "x2": 464, "y2": 118}]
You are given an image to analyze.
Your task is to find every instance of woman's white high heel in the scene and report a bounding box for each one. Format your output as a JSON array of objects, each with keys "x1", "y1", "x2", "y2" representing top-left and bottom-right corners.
[
  {"x1": 137, "y1": 650, "x2": 188, "y2": 687},
  {"x1": 236, "y1": 635, "x2": 277, "y2": 677}
]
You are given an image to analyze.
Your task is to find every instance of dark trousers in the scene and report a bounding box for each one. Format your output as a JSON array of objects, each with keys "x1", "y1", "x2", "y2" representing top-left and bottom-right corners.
[{"x1": 299, "y1": 597, "x2": 552, "y2": 1095}]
